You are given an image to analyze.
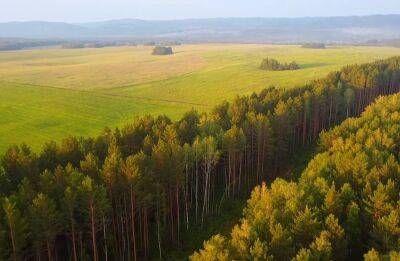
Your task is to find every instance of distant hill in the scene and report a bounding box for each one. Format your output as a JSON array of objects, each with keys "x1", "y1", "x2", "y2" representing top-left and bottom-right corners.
[{"x1": 1, "y1": 15, "x2": 400, "y2": 43}]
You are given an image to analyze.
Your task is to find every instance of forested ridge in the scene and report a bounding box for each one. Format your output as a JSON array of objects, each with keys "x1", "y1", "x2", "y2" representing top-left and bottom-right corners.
[
  {"x1": 192, "y1": 93, "x2": 400, "y2": 260},
  {"x1": 0, "y1": 57, "x2": 400, "y2": 260}
]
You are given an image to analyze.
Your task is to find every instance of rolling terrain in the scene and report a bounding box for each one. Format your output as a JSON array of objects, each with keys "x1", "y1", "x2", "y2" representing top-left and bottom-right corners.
[
  {"x1": 1, "y1": 44, "x2": 400, "y2": 152},
  {"x1": 1, "y1": 15, "x2": 400, "y2": 42}
]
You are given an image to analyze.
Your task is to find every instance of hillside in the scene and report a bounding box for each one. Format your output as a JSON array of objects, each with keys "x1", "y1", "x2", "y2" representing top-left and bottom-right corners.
[
  {"x1": 1, "y1": 15, "x2": 400, "y2": 43},
  {"x1": 0, "y1": 56, "x2": 399, "y2": 260},
  {"x1": 1, "y1": 44, "x2": 400, "y2": 152},
  {"x1": 192, "y1": 92, "x2": 400, "y2": 260}
]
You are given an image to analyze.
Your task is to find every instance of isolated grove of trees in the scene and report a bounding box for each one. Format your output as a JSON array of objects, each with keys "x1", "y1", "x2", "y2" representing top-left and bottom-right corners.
[
  {"x1": 152, "y1": 46, "x2": 173, "y2": 55},
  {"x1": 0, "y1": 57, "x2": 399, "y2": 260},
  {"x1": 192, "y1": 93, "x2": 400, "y2": 260},
  {"x1": 259, "y1": 58, "x2": 300, "y2": 71}
]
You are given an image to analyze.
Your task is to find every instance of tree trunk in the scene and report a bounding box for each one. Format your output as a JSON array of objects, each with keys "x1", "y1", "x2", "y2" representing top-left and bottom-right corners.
[
  {"x1": 176, "y1": 184, "x2": 180, "y2": 244},
  {"x1": 46, "y1": 241, "x2": 52, "y2": 261},
  {"x1": 103, "y1": 215, "x2": 108, "y2": 261},
  {"x1": 130, "y1": 188, "x2": 137, "y2": 261},
  {"x1": 8, "y1": 218, "x2": 17, "y2": 261},
  {"x1": 70, "y1": 215, "x2": 78, "y2": 261},
  {"x1": 89, "y1": 198, "x2": 98, "y2": 261}
]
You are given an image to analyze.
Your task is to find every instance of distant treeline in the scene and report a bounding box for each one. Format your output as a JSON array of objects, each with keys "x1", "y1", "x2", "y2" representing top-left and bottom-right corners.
[
  {"x1": 160, "y1": 41, "x2": 181, "y2": 46},
  {"x1": 260, "y1": 58, "x2": 300, "y2": 71},
  {"x1": 0, "y1": 57, "x2": 399, "y2": 260},
  {"x1": 302, "y1": 43, "x2": 326, "y2": 49},
  {"x1": 61, "y1": 41, "x2": 137, "y2": 49},
  {"x1": 0, "y1": 39, "x2": 62, "y2": 51},
  {"x1": 145, "y1": 41, "x2": 181, "y2": 47},
  {"x1": 62, "y1": 41, "x2": 181, "y2": 49},
  {"x1": 0, "y1": 38, "x2": 183, "y2": 51},
  {"x1": 0, "y1": 38, "x2": 140, "y2": 51}
]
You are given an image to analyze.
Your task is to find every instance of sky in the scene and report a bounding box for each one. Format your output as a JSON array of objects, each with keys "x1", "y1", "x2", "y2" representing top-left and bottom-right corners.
[{"x1": 1, "y1": 0, "x2": 400, "y2": 22}]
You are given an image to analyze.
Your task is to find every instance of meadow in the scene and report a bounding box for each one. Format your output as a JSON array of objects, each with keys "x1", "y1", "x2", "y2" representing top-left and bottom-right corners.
[{"x1": 1, "y1": 44, "x2": 400, "y2": 152}]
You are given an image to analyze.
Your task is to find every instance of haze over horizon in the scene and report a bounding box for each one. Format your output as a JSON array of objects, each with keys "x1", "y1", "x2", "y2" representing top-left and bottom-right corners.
[{"x1": 2, "y1": 0, "x2": 400, "y2": 23}]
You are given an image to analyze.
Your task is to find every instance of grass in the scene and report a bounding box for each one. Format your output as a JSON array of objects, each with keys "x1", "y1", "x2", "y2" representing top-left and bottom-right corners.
[
  {"x1": 0, "y1": 82, "x2": 191, "y2": 152},
  {"x1": 1, "y1": 44, "x2": 400, "y2": 152}
]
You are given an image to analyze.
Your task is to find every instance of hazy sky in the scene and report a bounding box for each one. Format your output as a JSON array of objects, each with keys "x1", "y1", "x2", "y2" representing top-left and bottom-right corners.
[{"x1": 1, "y1": 0, "x2": 400, "y2": 22}]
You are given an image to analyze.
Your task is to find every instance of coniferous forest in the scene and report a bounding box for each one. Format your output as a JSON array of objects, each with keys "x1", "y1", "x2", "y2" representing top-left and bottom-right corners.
[
  {"x1": 1, "y1": 57, "x2": 400, "y2": 260},
  {"x1": 192, "y1": 92, "x2": 400, "y2": 260}
]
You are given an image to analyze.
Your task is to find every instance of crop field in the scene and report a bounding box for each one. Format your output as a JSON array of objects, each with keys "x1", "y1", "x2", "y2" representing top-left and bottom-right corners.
[{"x1": 1, "y1": 44, "x2": 400, "y2": 152}]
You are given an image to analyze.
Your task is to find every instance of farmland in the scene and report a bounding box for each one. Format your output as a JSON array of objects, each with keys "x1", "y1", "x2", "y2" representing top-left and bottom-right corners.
[{"x1": 1, "y1": 44, "x2": 400, "y2": 152}]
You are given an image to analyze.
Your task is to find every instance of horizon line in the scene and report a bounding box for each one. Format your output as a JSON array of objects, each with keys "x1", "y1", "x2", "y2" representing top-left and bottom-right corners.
[{"x1": 1, "y1": 13, "x2": 399, "y2": 24}]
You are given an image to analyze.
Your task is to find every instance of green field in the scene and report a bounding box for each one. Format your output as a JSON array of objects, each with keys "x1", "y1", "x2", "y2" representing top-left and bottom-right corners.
[{"x1": 1, "y1": 44, "x2": 400, "y2": 152}]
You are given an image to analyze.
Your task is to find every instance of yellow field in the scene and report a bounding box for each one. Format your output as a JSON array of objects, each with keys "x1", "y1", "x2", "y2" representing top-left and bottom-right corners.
[{"x1": 1, "y1": 44, "x2": 400, "y2": 152}]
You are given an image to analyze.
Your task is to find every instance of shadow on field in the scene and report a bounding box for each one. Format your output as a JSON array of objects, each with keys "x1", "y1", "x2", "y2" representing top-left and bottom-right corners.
[{"x1": 300, "y1": 62, "x2": 329, "y2": 69}]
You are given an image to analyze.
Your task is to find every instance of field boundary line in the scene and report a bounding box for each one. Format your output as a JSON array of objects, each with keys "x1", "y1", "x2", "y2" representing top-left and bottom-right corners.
[
  {"x1": 0, "y1": 80, "x2": 211, "y2": 107},
  {"x1": 95, "y1": 70, "x2": 200, "y2": 92}
]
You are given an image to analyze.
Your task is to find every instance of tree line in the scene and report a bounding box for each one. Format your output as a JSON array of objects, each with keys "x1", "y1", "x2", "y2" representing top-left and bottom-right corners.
[
  {"x1": 192, "y1": 92, "x2": 400, "y2": 260},
  {"x1": 0, "y1": 39, "x2": 63, "y2": 51},
  {"x1": 302, "y1": 43, "x2": 326, "y2": 49},
  {"x1": 0, "y1": 57, "x2": 399, "y2": 260}
]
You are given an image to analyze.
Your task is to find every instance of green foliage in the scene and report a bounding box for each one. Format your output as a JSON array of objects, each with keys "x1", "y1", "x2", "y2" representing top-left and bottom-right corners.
[
  {"x1": 30, "y1": 193, "x2": 63, "y2": 258},
  {"x1": 1, "y1": 45, "x2": 399, "y2": 152},
  {"x1": 0, "y1": 57, "x2": 399, "y2": 260},
  {"x1": 259, "y1": 58, "x2": 300, "y2": 71},
  {"x1": 193, "y1": 92, "x2": 400, "y2": 259},
  {"x1": 1, "y1": 197, "x2": 30, "y2": 260},
  {"x1": 190, "y1": 234, "x2": 232, "y2": 261}
]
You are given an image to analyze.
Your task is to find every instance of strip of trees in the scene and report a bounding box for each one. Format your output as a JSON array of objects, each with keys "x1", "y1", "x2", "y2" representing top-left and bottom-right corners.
[
  {"x1": 192, "y1": 93, "x2": 400, "y2": 260},
  {"x1": 302, "y1": 43, "x2": 326, "y2": 49},
  {"x1": 259, "y1": 58, "x2": 300, "y2": 71},
  {"x1": 0, "y1": 39, "x2": 63, "y2": 51},
  {"x1": 0, "y1": 57, "x2": 399, "y2": 260}
]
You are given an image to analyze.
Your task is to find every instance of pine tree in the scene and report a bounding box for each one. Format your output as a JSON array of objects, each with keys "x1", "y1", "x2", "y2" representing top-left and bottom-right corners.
[
  {"x1": 30, "y1": 193, "x2": 63, "y2": 261},
  {"x1": 2, "y1": 197, "x2": 29, "y2": 261}
]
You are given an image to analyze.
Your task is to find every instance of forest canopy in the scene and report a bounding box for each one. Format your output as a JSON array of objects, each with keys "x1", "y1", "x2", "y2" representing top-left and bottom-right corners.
[
  {"x1": 259, "y1": 58, "x2": 300, "y2": 71},
  {"x1": 192, "y1": 92, "x2": 400, "y2": 261}
]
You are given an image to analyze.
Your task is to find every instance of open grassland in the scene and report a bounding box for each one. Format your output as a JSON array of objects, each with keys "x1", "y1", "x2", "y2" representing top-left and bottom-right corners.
[{"x1": 1, "y1": 44, "x2": 400, "y2": 152}]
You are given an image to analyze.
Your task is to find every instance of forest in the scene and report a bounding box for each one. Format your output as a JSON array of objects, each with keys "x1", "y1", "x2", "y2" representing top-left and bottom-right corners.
[
  {"x1": 192, "y1": 92, "x2": 400, "y2": 260},
  {"x1": 0, "y1": 56, "x2": 400, "y2": 260}
]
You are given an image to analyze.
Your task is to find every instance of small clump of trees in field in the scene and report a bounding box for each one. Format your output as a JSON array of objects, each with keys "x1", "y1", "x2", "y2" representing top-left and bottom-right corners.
[
  {"x1": 302, "y1": 42, "x2": 326, "y2": 49},
  {"x1": 259, "y1": 58, "x2": 300, "y2": 71},
  {"x1": 152, "y1": 46, "x2": 173, "y2": 55}
]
